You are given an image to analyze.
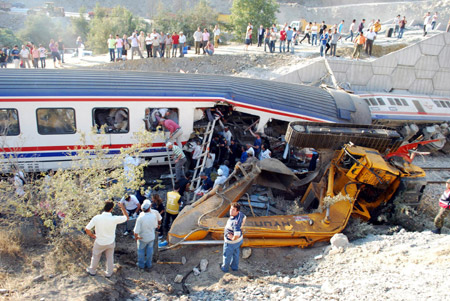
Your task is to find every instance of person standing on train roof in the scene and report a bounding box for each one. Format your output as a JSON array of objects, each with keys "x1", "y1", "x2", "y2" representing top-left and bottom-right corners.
[{"x1": 159, "y1": 118, "x2": 183, "y2": 147}]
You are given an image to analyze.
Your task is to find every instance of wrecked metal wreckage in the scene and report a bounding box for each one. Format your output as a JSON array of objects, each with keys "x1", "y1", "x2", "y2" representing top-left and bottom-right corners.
[{"x1": 168, "y1": 122, "x2": 427, "y2": 248}]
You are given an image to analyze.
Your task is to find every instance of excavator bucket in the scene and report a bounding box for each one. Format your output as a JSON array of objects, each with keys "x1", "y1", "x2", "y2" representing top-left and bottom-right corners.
[{"x1": 256, "y1": 158, "x2": 297, "y2": 191}]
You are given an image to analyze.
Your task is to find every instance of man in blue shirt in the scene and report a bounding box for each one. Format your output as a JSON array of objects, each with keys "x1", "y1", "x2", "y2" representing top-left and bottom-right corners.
[
  {"x1": 220, "y1": 203, "x2": 246, "y2": 272},
  {"x1": 10, "y1": 45, "x2": 20, "y2": 68},
  {"x1": 249, "y1": 129, "x2": 262, "y2": 159},
  {"x1": 286, "y1": 26, "x2": 294, "y2": 52}
]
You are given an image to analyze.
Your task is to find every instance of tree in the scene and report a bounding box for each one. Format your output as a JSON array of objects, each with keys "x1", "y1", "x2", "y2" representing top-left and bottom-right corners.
[
  {"x1": 230, "y1": 0, "x2": 279, "y2": 41},
  {"x1": 154, "y1": 0, "x2": 219, "y2": 45},
  {"x1": 18, "y1": 14, "x2": 58, "y2": 46},
  {"x1": 86, "y1": 5, "x2": 148, "y2": 54},
  {"x1": 71, "y1": 6, "x2": 89, "y2": 43},
  {"x1": 0, "y1": 128, "x2": 157, "y2": 234},
  {"x1": 0, "y1": 28, "x2": 22, "y2": 48}
]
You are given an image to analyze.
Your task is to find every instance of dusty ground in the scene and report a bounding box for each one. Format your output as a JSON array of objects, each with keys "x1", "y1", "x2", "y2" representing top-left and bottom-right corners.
[{"x1": 1, "y1": 27, "x2": 450, "y2": 301}]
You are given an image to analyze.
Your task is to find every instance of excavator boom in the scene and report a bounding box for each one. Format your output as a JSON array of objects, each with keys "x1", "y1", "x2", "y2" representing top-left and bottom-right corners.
[{"x1": 168, "y1": 123, "x2": 426, "y2": 248}]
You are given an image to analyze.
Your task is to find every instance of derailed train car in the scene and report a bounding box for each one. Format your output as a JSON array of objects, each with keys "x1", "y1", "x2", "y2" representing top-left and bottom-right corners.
[{"x1": 0, "y1": 70, "x2": 370, "y2": 172}]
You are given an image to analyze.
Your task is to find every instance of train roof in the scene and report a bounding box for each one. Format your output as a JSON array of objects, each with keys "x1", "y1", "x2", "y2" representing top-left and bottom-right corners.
[{"x1": 0, "y1": 70, "x2": 356, "y2": 123}]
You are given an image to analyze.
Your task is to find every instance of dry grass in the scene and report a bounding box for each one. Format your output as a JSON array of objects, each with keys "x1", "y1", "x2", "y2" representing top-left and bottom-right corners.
[
  {"x1": 46, "y1": 233, "x2": 92, "y2": 275},
  {"x1": 0, "y1": 229, "x2": 22, "y2": 259}
]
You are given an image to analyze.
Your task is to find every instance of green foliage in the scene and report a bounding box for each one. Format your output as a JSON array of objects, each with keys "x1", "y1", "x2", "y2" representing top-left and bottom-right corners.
[
  {"x1": 0, "y1": 28, "x2": 21, "y2": 47},
  {"x1": 86, "y1": 5, "x2": 148, "y2": 54},
  {"x1": 18, "y1": 14, "x2": 58, "y2": 46},
  {"x1": 0, "y1": 128, "x2": 159, "y2": 235},
  {"x1": 70, "y1": 6, "x2": 89, "y2": 42},
  {"x1": 154, "y1": 0, "x2": 219, "y2": 45},
  {"x1": 230, "y1": 0, "x2": 279, "y2": 40}
]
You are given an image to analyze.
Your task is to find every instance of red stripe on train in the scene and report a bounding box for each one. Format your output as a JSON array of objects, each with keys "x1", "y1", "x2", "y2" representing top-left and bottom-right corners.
[{"x1": 1, "y1": 143, "x2": 168, "y2": 153}]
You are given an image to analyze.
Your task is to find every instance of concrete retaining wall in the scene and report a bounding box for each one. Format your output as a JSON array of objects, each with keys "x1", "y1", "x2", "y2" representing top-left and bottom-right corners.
[{"x1": 276, "y1": 32, "x2": 450, "y2": 97}]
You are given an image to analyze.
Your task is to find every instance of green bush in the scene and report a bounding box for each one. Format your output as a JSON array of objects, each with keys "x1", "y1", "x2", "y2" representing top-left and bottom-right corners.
[
  {"x1": 154, "y1": 0, "x2": 220, "y2": 46},
  {"x1": 87, "y1": 5, "x2": 149, "y2": 54},
  {"x1": 0, "y1": 28, "x2": 21, "y2": 48}
]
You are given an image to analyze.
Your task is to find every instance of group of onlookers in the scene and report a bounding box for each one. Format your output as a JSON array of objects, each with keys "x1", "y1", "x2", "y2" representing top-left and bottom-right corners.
[
  {"x1": 106, "y1": 25, "x2": 221, "y2": 61},
  {"x1": 0, "y1": 38, "x2": 64, "y2": 69},
  {"x1": 248, "y1": 12, "x2": 448, "y2": 60}
]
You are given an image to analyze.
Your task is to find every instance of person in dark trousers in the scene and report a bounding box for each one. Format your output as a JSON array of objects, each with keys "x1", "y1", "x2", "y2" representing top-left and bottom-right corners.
[
  {"x1": 257, "y1": 25, "x2": 265, "y2": 47},
  {"x1": 432, "y1": 179, "x2": 450, "y2": 234},
  {"x1": 163, "y1": 185, "x2": 181, "y2": 236}
]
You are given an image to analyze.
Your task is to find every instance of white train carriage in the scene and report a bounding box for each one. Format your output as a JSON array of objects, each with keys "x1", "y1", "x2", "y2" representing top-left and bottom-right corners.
[
  {"x1": 0, "y1": 70, "x2": 369, "y2": 173},
  {"x1": 359, "y1": 93, "x2": 450, "y2": 125}
]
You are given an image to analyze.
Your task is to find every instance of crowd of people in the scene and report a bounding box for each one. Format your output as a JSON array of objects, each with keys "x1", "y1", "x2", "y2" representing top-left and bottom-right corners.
[
  {"x1": 245, "y1": 12, "x2": 449, "y2": 59},
  {"x1": 0, "y1": 38, "x2": 65, "y2": 69},
  {"x1": 105, "y1": 25, "x2": 221, "y2": 61},
  {"x1": 2, "y1": 12, "x2": 449, "y2": 68}
]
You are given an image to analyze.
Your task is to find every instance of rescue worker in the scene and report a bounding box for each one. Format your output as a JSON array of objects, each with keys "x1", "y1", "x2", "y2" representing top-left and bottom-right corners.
[
  {"x1": 166, "y1": 142, "x2": 186, "y2": 182},
  {"x1": 432, "y1": 179, "x2": 450, "y2": 234},
  {"x1": 163, "y1": 185, "x2": 181, "y2": 235}
]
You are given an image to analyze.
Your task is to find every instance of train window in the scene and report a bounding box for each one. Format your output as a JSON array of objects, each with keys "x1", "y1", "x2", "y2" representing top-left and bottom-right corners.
[
  {"x1": 0, "y1": 109, "x2": 20, "y2": 136},
  {"x1": 364, "y1": 99, "x2": 370, "y2": 106},
  {"x1": 388, "y1": 98, "x2": 395, "y2": 105},
  {"x1": 36, "y1": 108, "x2": 76, "y2": 135},
  {"x1": 93, "y1": 108, "x2": 129, "y2": 133},
  {"x1": 446, "y1": 101, "x2": 450, "y2": 108},
  {"x1": 369, "y1": 98, "x2": 377, "y2": 106},
  {"x1": 434, "y1": 100, "x2": 442, "y2": 107},
  {"x1": 394, "y1": 98, "x2": 402, "y2": 106},
  {"x1": 440, "y1": 101, "x2": 447, "y2": 108},
  {"x1": 400, "y1": 99, "x2": 408, "y2": 106},
  {"x1": 376, "y1": 98, "x2": 385, "y2": 105},
  {"x1": 144, "y1": 108, "x2": 179, "y2": 131}
]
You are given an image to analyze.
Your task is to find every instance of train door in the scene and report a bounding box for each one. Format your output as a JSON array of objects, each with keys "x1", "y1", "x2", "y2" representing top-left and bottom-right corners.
[{"x1": 412, "y1": 100, "x2": 425, "y2": 113}]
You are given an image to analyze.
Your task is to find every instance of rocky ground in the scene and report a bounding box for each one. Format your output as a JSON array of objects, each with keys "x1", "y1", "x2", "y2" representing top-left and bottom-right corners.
[{"x1": 1, "y1": 23, "x2": 450, "y2": 301}]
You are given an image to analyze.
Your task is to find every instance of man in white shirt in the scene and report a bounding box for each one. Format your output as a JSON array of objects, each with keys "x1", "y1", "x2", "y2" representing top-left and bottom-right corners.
[
  {"x1": 123, "y1": 154, "x2": 139, "y2": 189},
  {"x1": 213, "y1": 168, "x2": 227, "y2": 188},
  {"x1": 133, "y1": 199, "x2": 159, "y2": 269},
  {"x1": 179, "y1": 32, "x2": 186, "y2": 57},
  {"x1": 223, "y1": 127, "x2": 232, "y2": 145},
  {"x1": 19, "y1": 45, "x2": 30, "y2": 68},
  {"x1": 213, "y1": 25, "x2": 221, "y2": 48},
  {"x1": 423, "y1": 12, "x2": 431, "y2": 36},
  {"x1": 393, "y1": 15, "x2": 400, "y2": 37},
  {"x1": 119, "y1": 194, "x2": 141, "y2": 235},
  {"x1": 365, "y1": 28, "x2": 377, "y2": 56},
  {"x1": 85, "y1": 201, "x2": 129, "y2": 278},
  {"x1": 193, "y1": 27, "x2": 203, "y2": 54},
  {"x1": 311, "y1": 22, "x2": 318, "y2": 46},
  {"x1": 128, "y1": 33, "x2": 144, "y2": 60}
]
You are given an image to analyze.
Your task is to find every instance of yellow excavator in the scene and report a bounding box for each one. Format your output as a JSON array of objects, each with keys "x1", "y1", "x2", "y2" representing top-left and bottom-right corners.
[{"x1": 168, "y1": 122, "x2": 427, "y2": 248}]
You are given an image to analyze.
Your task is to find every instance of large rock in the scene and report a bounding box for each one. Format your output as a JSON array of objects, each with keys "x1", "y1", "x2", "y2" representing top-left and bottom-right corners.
[
  {"x1": 200, "y1": 259, "x2": 208, "y2": 272},
  {"x1": 242, "y1": 247, "x2": 252, "y2": 259},
  {"x1": 330, "y1": 233, "x2": 349, "y2": 249}
]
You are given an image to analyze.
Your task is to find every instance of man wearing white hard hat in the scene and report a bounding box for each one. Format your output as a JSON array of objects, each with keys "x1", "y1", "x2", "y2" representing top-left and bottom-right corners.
[{"x1": 133, "y1": 199, "x2": 159, "y2": 269}]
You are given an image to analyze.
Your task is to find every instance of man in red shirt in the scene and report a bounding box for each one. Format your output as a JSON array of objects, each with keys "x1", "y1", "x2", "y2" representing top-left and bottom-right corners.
[
  {"x1": 279, "y1": 28, "x2": 287, "y2": 52},
  {"x1": 172, "y1": 32, "x2": 179, "y2": 58},
  {"x1": 159, "y1": 118, "x2": 183, "y2": 147}
]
